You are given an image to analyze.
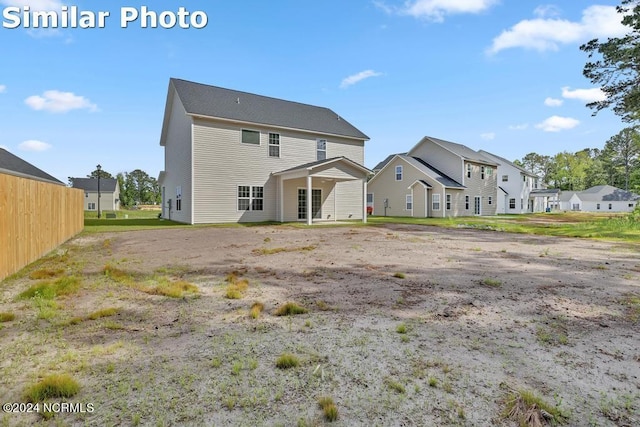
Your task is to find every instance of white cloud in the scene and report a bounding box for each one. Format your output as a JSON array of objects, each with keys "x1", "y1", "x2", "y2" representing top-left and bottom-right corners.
[
  {"x1": 340, "y1": 70, "x2": 383, "y2": 89},
  {"x1": 544, "y1": 97, "x2": 563, "y2": 107},
  {"x1": 508, "y1": 123, "x2": 529, "y2": 131},
  {"x1": 0, "y1": 85, "x2": 5, "y2": 93},
  {"x1": 25, "y1": 90, "x2": 98, "y2": 113},
  {"x1": 533, "y1": 5, "x2": 561, "y2": 19},
  {"x1": 488, "y1": 5, "x2": 627, "y2": 54},
  {"x1": 19, "y1": 140, "x2": 52, "y2": 152},
  {"x1": 480, "y1": 132, "x2": 496, "y2": 141},
  {"x1": 535, "y1": 116, "x2": 580, "y2": 132},
  {"x1": 376, "y1": 0, "x2": 498, "y2": 22},
  {"x1": 561, "y1": 86, "x2": 607, "y2": 103}
]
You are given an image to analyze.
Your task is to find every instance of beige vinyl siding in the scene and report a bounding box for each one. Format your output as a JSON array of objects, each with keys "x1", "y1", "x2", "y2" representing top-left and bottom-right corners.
[
  {"x1": 162, "y1": 93, "x2": 193, "y2": 223},
  {"x1": 444, "y1": 190, "x2": 466, "y2": 217},
  {"x1": 408, "y1": 142, "x2": 462, "y2": 183},
  {"x1": 335, "y1": 180, "x2": 364, "y2": 220},
  {"x1": 192, "y1": 117, "x2": 366, "y2": 223},
  {"x1": 282, "y1": 179, "x2": 336, "y2": 222},
  {"x1": 462, "y1": 162, "x2": 497, "y2": 215},
  {"x1": 412, "y1": 185, "x2": 427, "y2": 217},
  {"x1": 84, "y1": 190, "x2": 119, "y2": 211},
  {"x1": 369, "y1": 157, "x2": 446, "y2": 218}
]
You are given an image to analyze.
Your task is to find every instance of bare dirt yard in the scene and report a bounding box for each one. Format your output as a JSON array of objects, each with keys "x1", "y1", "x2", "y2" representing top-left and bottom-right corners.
[{"x1": 1, "y1": 223, "x2": 639, "y2": 426}]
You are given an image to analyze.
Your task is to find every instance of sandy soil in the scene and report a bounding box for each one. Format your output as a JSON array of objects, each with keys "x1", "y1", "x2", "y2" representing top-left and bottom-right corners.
[{"x1": 1, "y1": 223, "x2": 639, "y2": 426}]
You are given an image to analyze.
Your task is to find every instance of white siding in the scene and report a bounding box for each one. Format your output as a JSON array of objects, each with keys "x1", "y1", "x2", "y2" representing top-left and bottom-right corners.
[
  {"x1": 462, "y1": 162, "x2": 498, "y2": 216},
  {"x1": 191, "y1": 117, "x2": 365, "y2": 223},
  {"x1": 408, "y1": 142, "x2": 462, "y2": 183},
  {"x1": 162, "y1": 93, "x2": 193, "y2": 223}
]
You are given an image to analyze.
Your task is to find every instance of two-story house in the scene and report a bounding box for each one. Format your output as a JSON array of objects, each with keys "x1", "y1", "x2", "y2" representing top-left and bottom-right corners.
[
  {"x1": 478, "y1": 150, "x2": 557, "y2": 214},
  {"x1": 368, "y1": 136, "x2": 498, "y2": 217},
  {"x1": 158, "y1": 78, "x2": 371, "y2": 225},
  {"x1": 70, "y1": 177, "x2": 120, "y2": 212}
]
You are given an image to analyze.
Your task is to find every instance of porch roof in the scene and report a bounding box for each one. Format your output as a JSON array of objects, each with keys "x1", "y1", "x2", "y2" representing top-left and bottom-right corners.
[{"x1": 272, "y1": 156, "x2": 371, "y2": 180}]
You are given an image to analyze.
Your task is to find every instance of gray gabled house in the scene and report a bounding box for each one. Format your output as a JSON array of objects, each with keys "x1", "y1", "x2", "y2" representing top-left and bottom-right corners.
[
  {"x1": 158, "y1": 78, "x2": 371, "y2": 225},
  {"x1": 70, "y1": 178, "x2": 120, "y2": 212},
  {"x1": 0, "y1": 148, "x2": 63, "y2": 185}
]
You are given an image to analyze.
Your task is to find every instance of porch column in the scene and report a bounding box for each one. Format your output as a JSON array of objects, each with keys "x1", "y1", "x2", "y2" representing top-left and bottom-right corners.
[
  {"x1": 279, "y1": 176, "x2": 284, "y2": 223},
  {"x1": 363, "y1": 179, "x2": 368, "y2": 224},
  {"x1": 306, "y1": 175, "x2": 312, "y2": 226}
]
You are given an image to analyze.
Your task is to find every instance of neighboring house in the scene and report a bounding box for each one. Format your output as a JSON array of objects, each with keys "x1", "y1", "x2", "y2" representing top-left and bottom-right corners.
[
  {"x1": 0, "y1": 147, "x2": 63, "y2": 185},
  {"x1": 558, "y1": 185, "x2": 639, "y2": 212},
  {"x1": 479, "y1": 150, "x2": 558, "y2": 214},
  {"x1": 368, "y1": 136, "x2": 498, "y2": 217},
  {"x1": 70, "y1": 178, "x2": 120, "y2": 212},
  {"x1": 158, "y1": 78, "x2": 371, "y2": 225}
]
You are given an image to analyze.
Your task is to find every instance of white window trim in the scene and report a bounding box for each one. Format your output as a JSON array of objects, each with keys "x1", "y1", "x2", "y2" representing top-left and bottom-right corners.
[
  {"x1": 268, "y1": 132, "x2": 280, "y2": 158},
  {"x1": 241, "y1": 128, "x2": 261, "y2": 145},
  {"x1": 432, "y1": 194, "x2": 441, "y2": 211},
  {"x1": 237, "y1": 185, "x2": 264, "y2": 212},
  {"x1": 446, "y1": 194, "x2": 451, "y2": 210},
  {"x1": 395, "y1": 165, "x2": 403, "y2": 181},
  {"x1": 406, "y1": 194, "x2": 413, "y2": 211},
  {"x1": 316, "y1": 139, "x2": 327, "y2": 161}
]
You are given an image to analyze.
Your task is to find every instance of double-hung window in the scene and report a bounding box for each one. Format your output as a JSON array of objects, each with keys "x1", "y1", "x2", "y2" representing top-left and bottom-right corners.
[
  {"x1": 481, "y1": 166, "x2": 485, "y2": 180},
  {"x1": 316, "y1": 139, "x2": 327, "y2": 161},
  {"x1": 446, "y1": 194, "x2": 451, "y2": 210},
  {"x1": 406, "y1": 195, "x2": 413, "y2": 211},
  {"x1": 432, "y1": 194, "x2": 441, "y2": 211},
  {"x1": 268, "y1": 133, "x2": 280, "y2": 157},
  {"x1": 238, "y1": 186, "x2": 264, "y2": 211},
  {"x1": 467, "y1": 164, "x2": 472, "y2": 178},
  {"x1": 465, "y1": 196, "x2": 470, "y2": 210},
  {"x1": 395, "y1": 165, "x2": 403, "y2": 181}
]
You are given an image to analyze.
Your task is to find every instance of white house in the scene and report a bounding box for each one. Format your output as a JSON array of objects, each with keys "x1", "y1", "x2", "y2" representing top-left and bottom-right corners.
[
  {"x1": 71, "y1": 178, "x2": 120, "y2": 212},
  {"x1": 479, "y1": 150, "x2": 558, "y2": 214},
  {"x1": 559, "y1": 185, "x2": 639, "y2": 212},
  {"x1": 158, "y1": 78, "x2": 371, "y2": 225},
  {"x1": 368, "y1": 136, "x2": 498, "y2": 217}
]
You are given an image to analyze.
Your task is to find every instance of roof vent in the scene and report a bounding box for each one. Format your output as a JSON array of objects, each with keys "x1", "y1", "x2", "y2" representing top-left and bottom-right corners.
[{"x1": 236, "y1": 97, "x2": 240, "y2": 104}]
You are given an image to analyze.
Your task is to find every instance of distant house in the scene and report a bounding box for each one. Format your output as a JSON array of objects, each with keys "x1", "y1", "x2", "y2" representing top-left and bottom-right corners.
[
  {"x1": 158, "y1": 78, "x2": 371, "y2": 225},
  {"x1": 368, "y1": 136, "x2": 498, "y2": 217},
  {"x1": 0, "y1": 147, "x2": 64, "y2": 185},
  {"x1": 558, "y1": 185, "x2": 639, "y2": 212},
  {"x1": 479, "y1": 150, "x2": 559, "y2": 213},
  {"x1": 70, "y1": 178, "x2": 120, "y2": 212}
]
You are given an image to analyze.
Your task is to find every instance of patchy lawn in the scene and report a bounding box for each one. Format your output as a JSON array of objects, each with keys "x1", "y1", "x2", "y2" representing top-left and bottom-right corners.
[{"x1": 1, "y1": 224, "x2": 639, "y2": 426}]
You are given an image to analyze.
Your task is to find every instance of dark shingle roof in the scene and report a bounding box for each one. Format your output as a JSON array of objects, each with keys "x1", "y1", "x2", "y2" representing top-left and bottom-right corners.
[
  {"x1": 170, "y1": 78, "x2": 369, "y2": 140},
  {"x1": 373, "y1": 153, "x2": 406, "y2": 172},
  {"x1": 71, "y1": 178, "x2": 118, "y2": 192},
  {"x1": 407, "y1": 156, "x2": 465, "y2": 188},
  {"x1": 0, "y1": 148, "x2": 63, "y2": 185},
  {"x1": 478, "y1": 150, "x2": 535, "y2": 176},
  {"x1": 415, "y1": 136, "x2": 498, "y2": 166}
]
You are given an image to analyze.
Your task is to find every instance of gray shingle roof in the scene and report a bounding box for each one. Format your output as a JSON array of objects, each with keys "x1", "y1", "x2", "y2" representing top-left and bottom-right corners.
[
  {"x1": 416, "y1": 136, "x2": 498, "y2": 166},
  {"x1": 170, "y1": 79, "x2": 369, "y2": 140},
  {"x1": 0, "y1": 148, "x2": 63, "y2": 185},
  {"x1": 478, "y1": 150, "x2": 535, "y2": 176},
  {"x1": 273, "y1": 156, "x2": 371, "y2": 176},
  {"x1": 403, "y1": 155, "x2": 465, "y2": 189},
  {"x1": 373, "y1": 153, "x2": 406, "y2": 172},
  {"x1": 578, "y1": 185, "x2": 640, "y2": 202},
  {"x1": 71, "y1": 177, "x2": 118, "y2": 192}
]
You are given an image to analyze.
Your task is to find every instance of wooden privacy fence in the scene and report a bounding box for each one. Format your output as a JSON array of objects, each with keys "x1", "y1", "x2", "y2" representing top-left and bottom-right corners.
[{"x1": 0, "y1": 173, "x2": 84, "y2": 281}]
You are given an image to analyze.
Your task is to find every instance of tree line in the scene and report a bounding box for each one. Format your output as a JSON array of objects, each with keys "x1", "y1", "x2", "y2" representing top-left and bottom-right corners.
[
  {"x1": 78, "y1": 168, "x2": 161, "y2": 207},
  {"x1": 515, "y1": 127, "x2": 639, "y2": 192}
]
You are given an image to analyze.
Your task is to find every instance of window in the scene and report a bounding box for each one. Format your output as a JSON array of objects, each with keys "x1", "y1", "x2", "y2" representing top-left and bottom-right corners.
[
  {"x1": 176, "y1": 186, "x2": 182, "y2": 211},
  {"x1": 268, "y1": 133, "x2": 280, "y2": 157},
  {"x1": 238, "y1": 186, "x2": 264, "y2": 211},
  {"x1": 509, "y1": 198, "x2": 516, "y2": 209},
  {"x1": 481, "y1": 166, "x2": 485, "y2": 180},
  {"x1": 521, "y1": 199, "x2": 524, "y2": 209},
  {"x1": 88, "y1": 202, "x2": 95, "y2": 210},
  {"x1": 502, "y1": 175, "x2": 509, "y2": 182},
  {"x1": 446, "y1": 194, "x2": 451, "y2": 210},
  {"x1": 406, "y1": 195, "x2": 413, "y2": 211},
  {"x1": 465, "y1": 196, "x2": 470, "y2": 210},
  {"x1": 597, "y1": 203, "x2": 601, "y2": 210},
  {"x1": 241, "y1": 129, "x2": 260, "y2": 145},
  {"x1": 488, "y1": 196, "x2": 492, "y2": 205},
  {"x1": 523, "y1": 175, "x2": 526, "y2": 182},
  {"x1": 609, "y1": 203, "x2": 612, "y2": 210},
  {"x1": 85, "y1": 192, "x2": 89, "y2": 198},
  {"x1": 630, "y1": 203, "x2": 635, "y2": 208},
  {"x1": 395, "y1": 165, "x2": 403, "y2": 181},
  {"x1": 486, "y1": 167, "x2": 493, "y2": 176},
  {"x1": 432, "y1": 194, "x2": 441, "y2": 211},
  {"x1": 316, "y1": 139, "x2": 327, "y2": 160},
  {"x1": 467, "y1": 164, "x2": 471, "y2": 178}
]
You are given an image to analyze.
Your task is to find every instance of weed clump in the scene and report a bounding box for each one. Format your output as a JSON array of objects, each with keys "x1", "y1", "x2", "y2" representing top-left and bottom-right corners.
[
  {"x1": 275, "y1": 302, "x2": 308, "y2": 316},
  {"x1": 0, "y1": 312, "x2": 15, "y2": 322},
  {"x1": 502, "y1": 388, "x2": 567, "y2": 426},
  {"x1": 17, "y1": 276, "x2": 81, "y2": 300},
  {"x1": 318, "y1": 396, "x2": 339, "y2": 422},
  {"x1": 275, "y1": 353, "x2": 300, "y2": 369},
  {"x1": 24, "y1": 374, "x2": 80, "y2": 402},
  {"x1": 250, "y1": 302, "x2": 264, "y2": 319}
]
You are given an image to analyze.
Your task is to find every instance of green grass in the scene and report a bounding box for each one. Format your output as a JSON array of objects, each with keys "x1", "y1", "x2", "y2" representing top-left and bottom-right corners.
[
  {"x1": 274, "y1": 302, "x2": 308, "y2": 316},
  {"x1": 87, "y1": 307, "x2": 119, "y2": 320},
  {"x1": 368, "y1": 212, "x2": 640, "y2": 243},
  {"x1": 396, "y1": 323, "x2": 407, "y2": 334},
  {"x1": 481, "y1": 278, "x2": 502, "y2": 287},
  {"x1": 393, "y1": 272, "x2": 406, "y2": 279},
  {"x1": 24, "y1": 374, "x2": 80, "y2": 402},
  {"x1": 17, "y1": 276, "x2": 81, "y2": 300},
  {"x1": 275, "y1": 353, "x2": 300, "y2": 369},
  {"x1": 385, "y1": 378, "x2": 406, "y2": 394}
]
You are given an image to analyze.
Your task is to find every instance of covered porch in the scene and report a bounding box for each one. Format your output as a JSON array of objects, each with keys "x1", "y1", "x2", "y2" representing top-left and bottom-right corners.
[{"x1": 273, "y1": 157, "x2": 372, "y2": 225}]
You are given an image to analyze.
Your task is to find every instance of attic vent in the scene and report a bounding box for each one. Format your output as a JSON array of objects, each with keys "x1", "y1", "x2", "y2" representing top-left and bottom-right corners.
[
  {"x1": 337, "y1": 116, "x2": 341, "y2": 121},
  {"x1": 236, "y1": 97, "x2": 240, "y2": 104}
]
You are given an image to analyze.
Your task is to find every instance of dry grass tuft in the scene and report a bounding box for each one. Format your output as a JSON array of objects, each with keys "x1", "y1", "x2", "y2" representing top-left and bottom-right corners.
[
  {"x1": 24, "y1": 374, "x2": 80, "y2": 402},
  {"x1": 252, "y1": 245, "x2": 317, "y2": 256},
  {"x1": 225, "y1": 273, "x2": 249, "y2": 299},
  {"x1": 275, "y1": 302, "x2": 308, "y2": 316},
  {"x1": 502, "y1": 388, "x2": 567, "y2": 426},
  {"x1": 29, "y1": 268, "x2": 64, "y2": 280},
  {"x1": 149, "y1": 280, "x2": 199, "y2": 298},
  {"x1": 87, "y1": 307, "x2": 119, "y2": 320},
  {"x1": 318, "y1": 396, "x2": 339, "y2": 422},
  {"x1": 0, "y1": 312, "x2": 16, "y2": 322},
  {"x1": 275, "y1": 353, "x2": 300, "y2": 369},
  {"x1": 250, "y1": 302, "x2": 264, "y2": 319}
]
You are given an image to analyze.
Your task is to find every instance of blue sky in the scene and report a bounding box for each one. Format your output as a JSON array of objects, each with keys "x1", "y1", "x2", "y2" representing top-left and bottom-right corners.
[{"x1": 0, "y1": 0, "x2": 628, "y2": 183}]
